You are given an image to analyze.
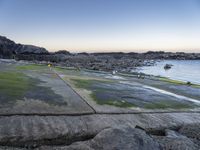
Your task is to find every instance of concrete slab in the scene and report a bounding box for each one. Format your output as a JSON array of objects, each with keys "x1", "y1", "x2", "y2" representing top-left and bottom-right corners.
[
  {"x1": 55, "y1": 67, "x2": 200, "y2": 113},
  {"x1": 0, "y1": 62, "x2": 94, "y2": 115}
]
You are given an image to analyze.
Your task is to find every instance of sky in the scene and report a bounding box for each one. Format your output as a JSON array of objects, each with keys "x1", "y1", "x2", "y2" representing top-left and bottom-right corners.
[{"x1": 0, "y1": 0, "x2": 200, "y2": 53}]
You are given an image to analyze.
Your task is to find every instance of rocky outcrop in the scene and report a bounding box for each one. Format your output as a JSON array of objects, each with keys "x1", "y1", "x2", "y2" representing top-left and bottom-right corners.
[
  {"x1": 0, "y1": 113, "x2": 199, "y2": 149},
  {"x1": 0, "y1": 36, "x2": 48, "y2": 58},
  {"x1": 153, "y1": 129, "x2": 199, "y2": 150},
  {"x1": 0, "y1": 36, "x2": 17, "y2": 58},
  {"x1": 16, "y1": 44, "x2": 48, "y2": 54},
  {"x1": 39, "y1": 125, "x2": 161, "y2": 150}
]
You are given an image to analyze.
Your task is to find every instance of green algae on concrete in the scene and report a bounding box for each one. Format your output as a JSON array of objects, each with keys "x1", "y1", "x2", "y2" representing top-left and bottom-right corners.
[
  {"x1": 72, "y1": 79, "x2": 93, "y2": 88},
  {"x1": 91, "y1": 93, "x2": 136, "y2": 108},
  {"x1": 144, "y1": 100, "x2": 195, "y2": 109},
  {"x1": 71, "y1": 78, "x2": 198, "y2": 109},
  {"x1": 0, "y1": 62, "x2": 94, "y2": 114},
  {"x1": 16, "y1": 64, "x2": 47, "y2": 70},
  {"x1": 71, "y1": 78, "x2": 136, "y2": 108},
  {"x1": 0, "y1": 71, "x2": 66, "y2": 107},
  {"x1": 55, "y1": 67, "x2": 82, "y2": 77},
  {"x1": 159, "y1": 77, "x2": 200, "y2": 88},
  {"x1": 55, "y1": 66, "x2": 77, "y2": 71},
  {"x1": 0, "y1": 71, "x2": 33, "y2": 103}
]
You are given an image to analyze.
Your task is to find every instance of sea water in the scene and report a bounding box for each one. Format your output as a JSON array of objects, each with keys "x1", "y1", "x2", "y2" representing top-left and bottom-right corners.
[{"x1": 139, "y1": 60, "x2": 200, "y2": 84}]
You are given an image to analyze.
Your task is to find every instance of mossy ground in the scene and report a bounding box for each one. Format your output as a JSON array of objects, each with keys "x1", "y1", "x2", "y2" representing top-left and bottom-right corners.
[
  {"x1": 72, "y1": 79, "x2": 94, "y2": 88},
  {"x1": 55, "y1": 66, "x2": 77, "y2": 71},
  {"x1": 0, "y1": 71, "x2": 33, "y2": 103},
  {"x1": 144, "y1": 100, "x2": 194, "y2": 109},
  {"x1": 71, "y1": 77, "x2": 198, "y2": 109},
  {"x1": 0, "y1": 70, "x2": 66, "y2": 107},
  {"x1": 16, "y1": 64, "x2": 47, "y2": 70},
  {"x1": 91, "y1": 93, "x2": 136, "y2": 108},
  {"x1": 159, "y1": 77, "x2": 200, "y2": 88},
  {"x1": 71, "y1": 78, "x2": 135, "y2": 108}
]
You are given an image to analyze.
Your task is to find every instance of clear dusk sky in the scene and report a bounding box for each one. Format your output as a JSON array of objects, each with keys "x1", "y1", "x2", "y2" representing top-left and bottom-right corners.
[{"x1": 0, "y1": 0, "x2": 200, "y2": 52}]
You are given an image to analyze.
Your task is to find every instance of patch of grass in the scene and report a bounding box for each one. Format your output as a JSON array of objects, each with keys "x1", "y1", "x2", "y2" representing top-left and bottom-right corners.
[
  {"x1": 71, "y1": 78, "x2": 112, "y2": 89},
  {"x1": 0, "y1": 71, "x2": 67, "y2": 106},
  {"x1": 159, "y1": 77, "x2": 200, "y2": 88},
  {"x1": 71, "y1": 79, "x2": 93, "y2": 89},
  {"x1": 72, "y1": 78, "x2": 135, "y2": 108},
  {"x1": 91, "y1": 93, "x2": 135, "y2": 108},
  {"x1": 144, "y1": 101, "x2": 194, "y2": 109},
  {"x1": 71, "y1": 78, "x2": 197, "y2": 109},
  {"x1": 55, "y1": 67, "x2": 82, "y2": 77},
  {"x1": 16, "y1": 64, "x2": 47, "y2": 70},
  {"x1": 0, "y1": 72, "x2": 33, "y2": 100},
  {"x1": 159, "y1": 77, "x2": 186, "y2": 84},
  {"x1": 55, "y1": 66, "x2": 77, "y2": 71}
]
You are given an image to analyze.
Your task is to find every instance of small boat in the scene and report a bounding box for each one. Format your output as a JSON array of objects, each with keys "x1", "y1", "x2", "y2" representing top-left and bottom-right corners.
[{"x1": 164, "y1": 64, "x2": 173, "y2": 70}]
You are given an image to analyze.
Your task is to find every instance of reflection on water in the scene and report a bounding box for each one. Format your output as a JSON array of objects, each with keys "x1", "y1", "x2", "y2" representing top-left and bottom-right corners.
[{"x1": 139, "y1": 60, "x2": 200, "y2": 84}]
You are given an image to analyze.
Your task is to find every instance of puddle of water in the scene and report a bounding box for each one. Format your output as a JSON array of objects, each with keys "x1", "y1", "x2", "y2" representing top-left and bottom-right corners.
[{"x1": 105, "y1": 75, "x2": 125, "y2": 80}]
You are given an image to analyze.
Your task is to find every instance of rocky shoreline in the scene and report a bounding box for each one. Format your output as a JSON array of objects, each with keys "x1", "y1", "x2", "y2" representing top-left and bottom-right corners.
[
  {"x1": 1, "y1": 35, "x2": 200, "y2": 72},
  {"x1": 1, "y1": 36, "x2": 200, "y2": 149}
]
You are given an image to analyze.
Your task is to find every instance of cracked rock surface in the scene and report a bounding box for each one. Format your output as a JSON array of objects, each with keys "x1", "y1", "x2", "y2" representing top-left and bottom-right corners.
[
  {"x1": 39, "y1": 125, "x2": 161, "y2": 150},
  {"x1": 0, "y1": 113, "x2": 199, "y2": 149}
]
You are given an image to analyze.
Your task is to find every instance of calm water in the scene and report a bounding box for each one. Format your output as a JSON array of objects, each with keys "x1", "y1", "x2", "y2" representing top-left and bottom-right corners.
[{"x1": 139, "y1": 60, "x2": 200, "y2": 84}]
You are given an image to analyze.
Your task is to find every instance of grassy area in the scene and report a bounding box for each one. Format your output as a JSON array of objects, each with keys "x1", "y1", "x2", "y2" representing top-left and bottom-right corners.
[
  {"x1": 144, "y1": 100, "x2": 194, "y2": 109},
  {"x1": 0, "y1": 71, "x2": 33, "y2": 101},
  {"x1": 71, "y1": 78, "x2": 198, "y2": 109},
  {"x1": 55, "y1": 66, "x2": 77, "y2": 71},
  {"x1": 71, "y1": 78, "x2": 94, "y2": 88},
  {"x1": 91, "y1": 93, "x2": 135, "y2": 108},
  {"x1": 0, "y1": 70, "x2": 67, "y2": 106},
  {"x1": 16, "y1": 64, "x2": 47, "y2": 70},
  {"x1": 55, "y1": 67, "x2": 83, "y2": 77},
  {"x1": 159, "y1": 77, "x2": 200, "y2": 88},
  {"x1": 159, "y1": 77, "x2": 187, "y2": 84},
  {"x1": 71, "y1": 78, "x2": 135, "y2": 108}
]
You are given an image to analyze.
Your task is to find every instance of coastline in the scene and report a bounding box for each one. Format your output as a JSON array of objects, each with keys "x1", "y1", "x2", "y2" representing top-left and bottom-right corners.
[{"x1": 0, "y1": 59, "x2": 200, "y2": 149}]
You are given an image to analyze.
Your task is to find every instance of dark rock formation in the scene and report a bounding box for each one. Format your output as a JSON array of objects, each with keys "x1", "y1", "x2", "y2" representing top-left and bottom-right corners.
[
  {"x1": 54, "y1": 50, "x2": 71, "y2": 55},
  {"x1": 16, "y1": 44, "x2": 48, "y2": 54},
  {"x1": 153, "y1": 129, "x2": 199, "y2": 150},
  {"x1": 0, "y1": 36, "x2": 17, "y2": 58},
  {"x1": 0, "y1": 36, "x2": 48, "y2": 59}
]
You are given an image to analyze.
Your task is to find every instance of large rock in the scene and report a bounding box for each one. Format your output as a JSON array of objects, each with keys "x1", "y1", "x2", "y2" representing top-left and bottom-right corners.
[
  {"x1": 16, "y1": 44, "x2": 48, "y2": 54},
  {"x1": 178, "y1": 124, "x2": 200, "y2": 146},
  {"x1": 39, "y1": 125, "x2": 161, "y2": 150},
  {"x1": 153, "y1": 129, "x2": 199, "y2": 150},
  {"x1": 0, "y1": 36, "x2": 17, "y2": 58},
  {"x1": 0, "y1": 36, "x2": 48, "y2": 56},
  {"x1": 178, "y1": 124, "x2": 200, "y2": 140}
]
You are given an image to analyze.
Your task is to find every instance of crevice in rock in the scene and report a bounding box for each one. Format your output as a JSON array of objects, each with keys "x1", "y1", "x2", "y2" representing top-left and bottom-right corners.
[
  {"x1": 136, "y1": 125, "x2": 182, "y2": 136},
  {"x1": 0, "y1": 133, "x2": 97, "y2": 149}
]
